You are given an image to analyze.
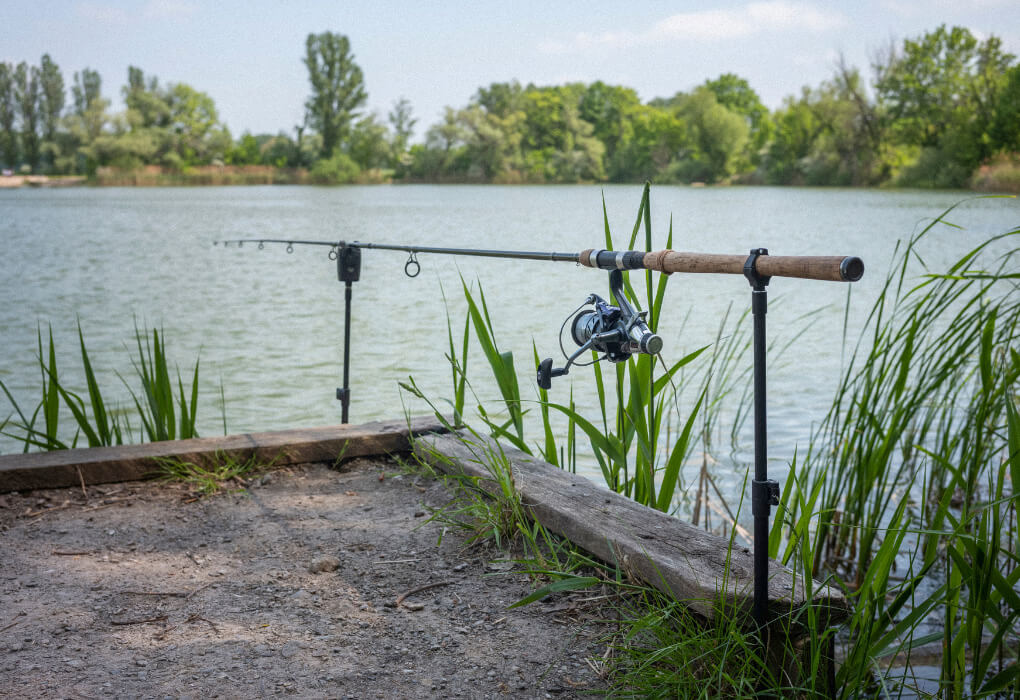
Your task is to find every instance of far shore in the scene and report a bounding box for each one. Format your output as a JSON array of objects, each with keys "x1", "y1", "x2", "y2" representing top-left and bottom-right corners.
[
  {"x1": 0, "y1": 174, "x2": 87, "y2": 189},
  {"x1": 2, "y1": 163, "x2": 1017, "y2": 193}
]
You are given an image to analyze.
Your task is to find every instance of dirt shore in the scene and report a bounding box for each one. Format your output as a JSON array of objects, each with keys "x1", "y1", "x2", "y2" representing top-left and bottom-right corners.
[{"x1": 0, "y1": 457, "x2": 608, "y2": 698}]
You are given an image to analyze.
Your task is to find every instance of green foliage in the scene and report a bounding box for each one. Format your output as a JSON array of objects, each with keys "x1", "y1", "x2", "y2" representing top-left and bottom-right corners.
[
  {"x1": 0, "y1": 62, "x2": 16, "y2": 169},
  {"x1": 408, "y1": 185, "x2": 716, "y2": 515},
  {"x1": 303, "y1": 31, "x2": 367, "y2": 159},
  {"x1": 309, "y1": 148, "x2": 360, "y2": 184},
  {"x1": 6, "y1": 24, "x2": 1018, "y2": 185},
  {"x1": 1, "y1": 323, "x2": 216, "y2": 452},
  {"x1": 771, "y1": 208, "x2": 1020, "y2": 696},
  {"x1": 608, "y1": 103, "x2": 686, "y2": 182},
  {"x1": 704, "y1": 72, "x2": 773, "y2": 164},
  {"x1": 155, "y1": 451, "x2": 274, "y2": 496},
  {"x1": 226, "y1": 131, "x2": 261, "y2": 165},
  {"x1": 14, "y1": 61, "x2": 40, "y2": 171},
  {"x1": 992, "y1": 65, "x2": 1020, "y2": 152},
  {"x1": 673, "y1": 88, "x2": 750, "y2": 183},
  {"x1": 387, "y1": 96, "x2": 416, "y2": 168},
  {"x1": 876, "y1": 24, "x2": 1016, "y2": 186},
  {"x1": 347, "y1": 113, "x2": 390, "y2": 170},
  {"x1": 38, "y1": 54, "x2": 64, "y2": 167}
]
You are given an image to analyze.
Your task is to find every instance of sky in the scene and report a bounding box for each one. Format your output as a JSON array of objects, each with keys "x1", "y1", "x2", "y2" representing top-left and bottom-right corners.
[{"x1": 2, "y1": 0, "x2": 1019, "y2": 142}]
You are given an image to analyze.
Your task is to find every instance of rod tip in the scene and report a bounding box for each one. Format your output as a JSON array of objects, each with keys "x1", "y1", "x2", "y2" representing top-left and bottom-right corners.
[{"x1": 840, "y1": 256, "x2": 865, "y2": 282}]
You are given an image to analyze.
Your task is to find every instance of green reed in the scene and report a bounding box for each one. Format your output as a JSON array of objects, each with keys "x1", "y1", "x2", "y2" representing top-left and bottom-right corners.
[
  {"x1": 771, "y1": 204, "x2": 1020, "y2": 697},
  {"x1": 154, "y1": 450, "x2": 274, "y2": 495},
  {"x1": 424, "y1": 183, "x2": 716, "y2": 514},
  {"x1": 1, "y1": 322, "x2": 214, "y2": 451}
]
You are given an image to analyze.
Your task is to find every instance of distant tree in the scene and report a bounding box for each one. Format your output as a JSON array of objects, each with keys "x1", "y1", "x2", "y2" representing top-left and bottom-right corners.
[
  {"x1": 520, "y1": 85, "x2": 604, "y2": 182},
  {"x1": 294, "y1": 120, "x2": 306, "y2": 166},
  {"x1": 261, "y1": 132, "x2": 300, "y2": 168},
  {"x1": 474, "y1": 81, "x2": 523, "y2": 119},
  {"x1": 347, "y1": 113, "x2": 389, "y2": 170},
  {"x1": 14, "y1": 62, "x2": 40, "y2": 170},
  {"x1": 991, "y1": 65, "x2": 1020, "y2": 152},
  {"x1": 578, "y1": 81, "x2": 640, "y2": 166},
  {"x1": 876, "y1": 25, "x2": 1013, "y2": 152},
  {"x1": 387, "y1": 97, "x2": 416, "y2": 163},
  {"x1": 426, "y1": 107, "x2": 466, "y2": 157},
  {"x1": 164, "y1": 82, "x2": 230, "y2": 165},
  {"x1": 228, "y1": 131, "x2": 262, "y2": 165},
  {"x1": 0, "y1": 63, "x2": 16, "y2": 168},
  {"x1": 70, "y1": 68, "x2": 108, "y2": 142},
  {"x1": 703, "y1": 73, "x2": 772, "y2": 164},
  {"x1": 67, "y1": 69, "x2": 102, "y2": 173},
  {"x1": 39, "y1": 55, "x2": 64, "y2": 142},
  {"x1": 458, "y1": 105, "x2": 524, "y2": 180},
  {"x1": 608, "y1": 103, "x2": 686, "y2": 182},
  {"x1": 303, "y1": 32, "x2": 367, "y2": 158},
  {"x1": 124, "y1": 66, "x2": 170, "y2": 129},
  {"x1": 674, "y1": 88, "x2": 749, "y2": 183}
]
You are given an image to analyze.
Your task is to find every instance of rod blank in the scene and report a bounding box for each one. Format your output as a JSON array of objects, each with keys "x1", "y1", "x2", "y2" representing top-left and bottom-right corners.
[{"x1": 219, "y1": 238, "x2": 864, "y2": 284}]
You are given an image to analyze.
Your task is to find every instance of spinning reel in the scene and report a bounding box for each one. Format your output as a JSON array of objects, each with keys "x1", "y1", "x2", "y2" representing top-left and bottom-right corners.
[{"x1": 538, "y1": 269, "x2": 663, "y2": 389}]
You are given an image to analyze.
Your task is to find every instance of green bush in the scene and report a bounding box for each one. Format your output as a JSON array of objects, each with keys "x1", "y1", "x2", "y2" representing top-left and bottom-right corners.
[{"x1": 309, "y1": 150, "x2": 360, "y2": 184}]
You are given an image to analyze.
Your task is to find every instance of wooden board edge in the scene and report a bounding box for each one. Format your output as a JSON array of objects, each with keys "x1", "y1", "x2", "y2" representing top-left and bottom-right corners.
[
  {"x1": 414, "y1": 430, "x2": 849, "y2": 630},
  {"x1": 0, "y1": 415, "x2": 447, "y2": 493}
]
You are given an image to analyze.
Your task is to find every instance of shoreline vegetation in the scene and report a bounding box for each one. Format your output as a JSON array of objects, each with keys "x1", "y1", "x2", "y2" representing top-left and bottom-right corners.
[
  {"x1": 2, "y1": 154, "x2": 1018, "y2": 192},
  {"x1": 2, "y1": 25, "x2": 1019, "y2": 193}
]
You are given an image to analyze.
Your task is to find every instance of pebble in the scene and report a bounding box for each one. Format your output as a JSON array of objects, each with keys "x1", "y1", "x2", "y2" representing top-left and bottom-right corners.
[{"x1": 308, "y1": 556, "x2": 341, "y2": 574}]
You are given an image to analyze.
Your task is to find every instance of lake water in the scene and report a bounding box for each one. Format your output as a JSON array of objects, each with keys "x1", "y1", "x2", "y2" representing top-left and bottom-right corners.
[{"x1": 1, "y1": 184, "x2": 1016, "y2": 494}]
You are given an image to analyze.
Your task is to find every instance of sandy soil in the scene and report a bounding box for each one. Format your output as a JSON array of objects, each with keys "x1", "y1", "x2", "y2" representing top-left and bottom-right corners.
[{"x1": 0, "y1": 457, "x2": 609, "y2": 698}]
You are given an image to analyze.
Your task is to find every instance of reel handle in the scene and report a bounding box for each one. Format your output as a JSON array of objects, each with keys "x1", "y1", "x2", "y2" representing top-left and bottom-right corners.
[{"x1": 537, "y1": 358, "x2": 568, "y2": 390}]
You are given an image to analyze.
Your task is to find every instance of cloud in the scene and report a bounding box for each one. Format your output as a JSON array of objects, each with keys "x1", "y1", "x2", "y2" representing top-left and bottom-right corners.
[{"x1": 540, "y1": 1, "x2": 847, "y2": 53}]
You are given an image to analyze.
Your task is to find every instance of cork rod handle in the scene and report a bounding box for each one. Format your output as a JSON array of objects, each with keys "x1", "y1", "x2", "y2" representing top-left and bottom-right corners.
[{"x1": 578, "y1": 249, "x2": 864, "y2": 283}]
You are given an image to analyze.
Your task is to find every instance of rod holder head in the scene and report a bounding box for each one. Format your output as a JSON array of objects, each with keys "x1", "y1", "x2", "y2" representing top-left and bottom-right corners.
[
  {"x1": 337, "y1": 245, "x2": 361, "y2": 282},
  {"x1": 743, "y1": 248, "x2": 771, "y2": 289}
]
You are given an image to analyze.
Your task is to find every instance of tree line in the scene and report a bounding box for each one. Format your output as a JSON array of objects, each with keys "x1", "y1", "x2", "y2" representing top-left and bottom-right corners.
[{"x1": 2, "y1": 25, "x2": 1017, "y2": 188}]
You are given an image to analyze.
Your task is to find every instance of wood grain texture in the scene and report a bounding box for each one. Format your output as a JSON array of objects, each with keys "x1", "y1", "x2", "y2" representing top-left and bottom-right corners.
[
  {"x1": 641, "y1": 251, "x2": 860, "y2": 282},
  {"x1": 0, "y1": 416, "x2": 446, "y2": 493},
  {"x1": 415, "y1": 431, "x2": 848, "y2": 631}
]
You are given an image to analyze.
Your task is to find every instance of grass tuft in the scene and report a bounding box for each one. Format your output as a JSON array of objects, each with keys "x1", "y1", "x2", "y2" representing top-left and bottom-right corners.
[{"x1": 154, "y1": 450, "x2": 275, "y2": 495}]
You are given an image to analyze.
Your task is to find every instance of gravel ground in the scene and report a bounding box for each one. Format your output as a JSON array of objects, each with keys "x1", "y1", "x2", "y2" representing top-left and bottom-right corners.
[{"x1": 0, "y1": 456, "x2": 610, "y2": 698}]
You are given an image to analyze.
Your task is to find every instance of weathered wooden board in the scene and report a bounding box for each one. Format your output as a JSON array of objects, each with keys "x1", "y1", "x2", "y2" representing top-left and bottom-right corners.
[
  {"x1": 415, "y1": 431, "x2": 847, "y2": 629},
  {"x1": 0, "y1": 416, "x2": 445, "y2": 493}
]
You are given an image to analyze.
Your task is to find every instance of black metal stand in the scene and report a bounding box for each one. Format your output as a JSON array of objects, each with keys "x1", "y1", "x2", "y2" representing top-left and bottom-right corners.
[
  {"x1": 744, "y1": 249, "x2": 780, "y2": 632},
  {"x1": 336, "y1": 245, "x2": 361, "y2": 424}
]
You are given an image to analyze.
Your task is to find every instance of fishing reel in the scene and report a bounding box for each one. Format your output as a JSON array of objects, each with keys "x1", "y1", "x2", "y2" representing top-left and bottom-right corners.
[{"x1": 538, "y1": 270, "x2": 663, "y2": 389}]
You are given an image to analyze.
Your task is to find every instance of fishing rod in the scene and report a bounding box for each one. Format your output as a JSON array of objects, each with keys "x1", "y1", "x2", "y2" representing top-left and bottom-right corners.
[
  {"x1": 217, "y1": 237, "x2": 863, "y2": 282},
  {"x1": 217, "y1": 235, "x2": 864, "y2": 636}
]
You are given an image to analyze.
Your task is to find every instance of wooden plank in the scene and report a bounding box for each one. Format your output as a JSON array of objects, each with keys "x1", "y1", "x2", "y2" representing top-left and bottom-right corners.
[
  {"x1": 0, "y1": 416, "x2": 445, "y2": 493},
  {"x1": 415, "y1": 431, "x2": 848, "y2": 629}
]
